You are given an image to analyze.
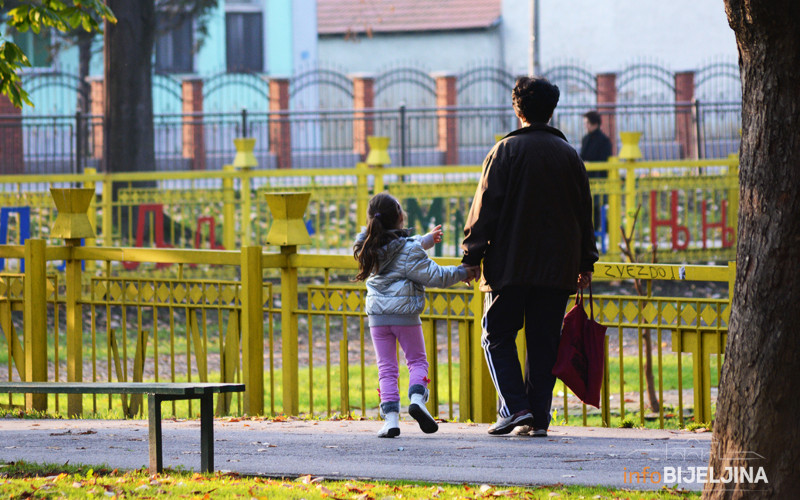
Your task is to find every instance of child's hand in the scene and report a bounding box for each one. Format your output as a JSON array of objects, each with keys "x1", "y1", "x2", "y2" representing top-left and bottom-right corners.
[
  {"x1": 428, "y1": 225, "x2": 443, "y2": 245},
  {"x1": 461, "y1": 265, "x2": 481, "y2": 284}
]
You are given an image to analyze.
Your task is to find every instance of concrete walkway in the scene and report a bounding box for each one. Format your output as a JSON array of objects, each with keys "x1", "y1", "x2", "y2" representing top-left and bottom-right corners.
[{"x1": 0, "y1": 417, "x2": 713, "y2": 491}]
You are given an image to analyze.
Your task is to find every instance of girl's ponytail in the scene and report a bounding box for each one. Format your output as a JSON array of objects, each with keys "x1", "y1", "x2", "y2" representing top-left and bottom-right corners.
[{"x1": 353, "y1": 193, "x2": 404, "y2": 281}]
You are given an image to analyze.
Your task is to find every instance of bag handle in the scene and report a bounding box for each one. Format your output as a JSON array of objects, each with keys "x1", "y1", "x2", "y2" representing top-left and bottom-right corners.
[{"x1": 588, "y1": 282, "x2": 595, "y2": 320}]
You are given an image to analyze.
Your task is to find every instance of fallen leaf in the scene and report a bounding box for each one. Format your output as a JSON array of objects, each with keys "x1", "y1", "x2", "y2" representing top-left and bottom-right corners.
[
  {"x1": 479, "y1": 484, "x2": 493, "y2": 493},
  {"x1": 493, "y1": 489, "x2": 514, "y2": 496}
]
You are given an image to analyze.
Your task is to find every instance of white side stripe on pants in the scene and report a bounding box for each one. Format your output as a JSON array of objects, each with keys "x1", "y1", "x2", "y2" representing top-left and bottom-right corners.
[{"x1": 481, "y1": 291, "x2": 511, "y2": 418}]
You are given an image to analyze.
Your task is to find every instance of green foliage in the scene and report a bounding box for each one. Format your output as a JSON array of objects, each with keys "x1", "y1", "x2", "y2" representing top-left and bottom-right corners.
[
  {"x1": 685, "y1": 420, "x2": 712, "y2": 432},
  {"x1": 618, "y1": 416, "x2": 638, "y2": 428},
  {"x1": 0, "y1": 0, "x2": 115, "y2": 107}
]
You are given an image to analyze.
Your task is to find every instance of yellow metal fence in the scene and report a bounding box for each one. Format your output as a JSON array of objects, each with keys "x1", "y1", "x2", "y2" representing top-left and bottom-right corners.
[
  {"x1": 1, "y1": 238, "x2": 733, "y2": 427},
  {"x1": 0, "y1": 157, "x2": 738, "y2": 267}
]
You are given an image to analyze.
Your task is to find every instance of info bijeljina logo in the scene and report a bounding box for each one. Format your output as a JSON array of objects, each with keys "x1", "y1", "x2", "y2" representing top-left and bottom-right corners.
[{"x1": 622, "y1": 438, "x2": 769, "y2": 489}]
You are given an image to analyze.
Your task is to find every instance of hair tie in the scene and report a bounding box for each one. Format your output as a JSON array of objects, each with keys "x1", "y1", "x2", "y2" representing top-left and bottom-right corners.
[{"x1": 374, "y1": 212, "x2": 381, "y2": 218}]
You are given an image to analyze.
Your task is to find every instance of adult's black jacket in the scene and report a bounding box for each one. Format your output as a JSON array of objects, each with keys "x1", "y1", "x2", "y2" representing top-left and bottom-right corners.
[
  {"x1": 461, "y1": 123, "x2": 599, "y2": 293},
  {"x1": 580, "y1": 128, "x2": 613, "y2": 172}
]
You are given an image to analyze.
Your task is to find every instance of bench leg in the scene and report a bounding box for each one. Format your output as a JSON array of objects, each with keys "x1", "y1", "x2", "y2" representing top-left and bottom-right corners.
[
  {"x1": 200, "y1": 393, "x2": 214, "y2": 473},
  {"x1": 148, "y1": 394, "x2": 163, "y2": 474}
]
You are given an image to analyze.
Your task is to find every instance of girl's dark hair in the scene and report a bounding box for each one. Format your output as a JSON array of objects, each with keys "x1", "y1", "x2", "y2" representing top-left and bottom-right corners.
[
  {"x1": 512, "y1": 76, "x2": 560, "y2": 124},
  {"x1": 353, "y1": 193, "x2": 404, "y2": 281}
]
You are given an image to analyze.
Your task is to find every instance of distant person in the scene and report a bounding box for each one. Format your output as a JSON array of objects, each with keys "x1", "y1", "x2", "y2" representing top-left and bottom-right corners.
[
  {"x1": 461, "y1": 77, "x2": 598, "y2": 437},
  {"x1": 353, "y1": 193, "x2": 472, "y2": 438},
  {"x1": 580, "y1": 110, "x2": 613, "y2": 166},
  {"x1": 580, "y1": 110, "x2": 613, "y2": 231}
]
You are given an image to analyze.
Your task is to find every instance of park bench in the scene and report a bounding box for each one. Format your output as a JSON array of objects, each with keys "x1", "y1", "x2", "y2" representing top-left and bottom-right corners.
[{"x1": 0, "y1": 382, "x2": 244, "y2": 474}]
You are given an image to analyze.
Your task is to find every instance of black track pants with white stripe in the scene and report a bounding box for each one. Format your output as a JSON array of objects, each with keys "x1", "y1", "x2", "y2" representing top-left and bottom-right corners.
[{"x1": 481, "y1": 286, "x2": 570, "y2": 429}]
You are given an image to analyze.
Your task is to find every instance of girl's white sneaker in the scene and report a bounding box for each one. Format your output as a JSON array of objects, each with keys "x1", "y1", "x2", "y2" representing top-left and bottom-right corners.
[
  {"x1": 378, "y1": 411, "x2": 400, "y2": 438},
  {"x1": 408, "y1": 393, "x2": 438, "y2": 434}
]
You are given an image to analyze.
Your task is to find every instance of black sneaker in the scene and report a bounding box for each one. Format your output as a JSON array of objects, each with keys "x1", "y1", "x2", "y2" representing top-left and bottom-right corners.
[
  {"x1": 532, "y1": 428, "x2": 548, "y2": 437},
  {"x1": 488, "y1": 410, "x2": 534, "y2": 435}
]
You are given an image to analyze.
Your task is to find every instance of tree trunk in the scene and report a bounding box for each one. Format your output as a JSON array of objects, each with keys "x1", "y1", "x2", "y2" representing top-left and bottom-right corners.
[
  {"x1": 103, "y1": 0, "x2": 156, "y2": 174},
  {"x1": 76, "y1": 32, "x2": 92, "y2": 114},
  {"x1": 704, "y1": 1, "x2": 800, "y2": 498}
]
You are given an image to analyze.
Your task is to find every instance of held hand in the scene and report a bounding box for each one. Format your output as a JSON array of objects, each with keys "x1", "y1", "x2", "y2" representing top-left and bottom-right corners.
[
  {"x1": 577, "y1": 271, "x2": 593, "y2": 290},
  {"x1": 428, "y1": 224, "x2": 443, "y2": 245},
  {"x1": 462, "y1": 265, "x2": 481, "y2": 284}
]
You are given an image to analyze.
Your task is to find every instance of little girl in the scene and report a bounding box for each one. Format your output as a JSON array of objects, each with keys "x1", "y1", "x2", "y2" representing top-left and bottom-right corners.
[{"x1": 354, "y1": 193, "x2": 468, "y2": 438}]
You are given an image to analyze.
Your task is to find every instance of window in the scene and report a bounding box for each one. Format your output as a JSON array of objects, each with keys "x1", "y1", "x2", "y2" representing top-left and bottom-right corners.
[
  {"x1": 155, "y1": 14, "x2": 194, "y2": 73},
  {"x1": 226, "y1": 12, "x2": 263, "y2": 72},
  {"x1": 13, "y1": 30, "x2": 51, "y2": 67}
]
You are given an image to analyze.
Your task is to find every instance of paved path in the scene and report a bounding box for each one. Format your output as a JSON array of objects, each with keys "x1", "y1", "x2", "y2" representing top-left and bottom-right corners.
[{"x1": 0, "y1": 418, "x2": 713, "y2": 491}]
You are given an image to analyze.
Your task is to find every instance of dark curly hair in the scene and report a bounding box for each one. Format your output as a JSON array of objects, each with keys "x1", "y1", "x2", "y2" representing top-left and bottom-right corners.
[{"x1": 512, "y1": 76, "x2": 560, "y2": 124}]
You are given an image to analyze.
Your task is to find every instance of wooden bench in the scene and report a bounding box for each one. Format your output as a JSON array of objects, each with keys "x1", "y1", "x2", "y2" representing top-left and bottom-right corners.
[{"x1": 0, "y1": 382, "x2": 245, "y2": 474}]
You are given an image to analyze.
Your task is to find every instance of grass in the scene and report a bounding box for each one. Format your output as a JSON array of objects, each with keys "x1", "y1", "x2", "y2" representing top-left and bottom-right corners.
[{"x1": 0, "y1": 460, "x2": 700, "y2": 499}]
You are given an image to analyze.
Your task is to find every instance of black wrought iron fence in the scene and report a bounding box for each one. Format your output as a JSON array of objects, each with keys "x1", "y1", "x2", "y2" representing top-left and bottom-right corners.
[{"x1": 0, "y1": 101, "x2": 741, "y2": 175}]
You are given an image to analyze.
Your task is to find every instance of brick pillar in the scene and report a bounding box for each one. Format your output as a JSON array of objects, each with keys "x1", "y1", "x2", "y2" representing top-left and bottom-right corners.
[
  {"x1": 675, "y1": 71, "x2": 696, "y2": 159},
  {"x1": 434, "y1": 73, "x2": 458, "y2": 165},
  {"x1": 596, "y1": 73, "x2": 617, "y2": 156},
  {"x1": 351, "y1": 74, "x2": 375, "y2": 160},
  {"x1": 182, "y1": 77, "x2": 206, "y2": 170},
  {"x1": 0, "y1": 94, "x2": 24, "y2": 174},
  {"x1": 269, "y1": 78, "x2": 291, "y2": 169},
  {"x1": 88, "y1": 77, "x2": 105, "y2": 167}
]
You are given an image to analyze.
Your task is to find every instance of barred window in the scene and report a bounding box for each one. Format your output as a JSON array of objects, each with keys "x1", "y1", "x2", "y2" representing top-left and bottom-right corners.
[
  {"x1": 155, "y1": 14, "x2": 194, "y2": 73},
  {"x1": 226, "y1": 11, "x2": 264, "y2": 72},
  {"x1": 13, "y1": 30, "x2": 51, "y2": 68}
]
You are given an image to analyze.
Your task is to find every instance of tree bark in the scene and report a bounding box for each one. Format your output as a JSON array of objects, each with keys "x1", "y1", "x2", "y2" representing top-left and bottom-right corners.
[
  {"x1": 103, "y1": 0, "x2": 156, "y2": 174},
  {"x1": 76, "y1": 32, "x2": 93, "y2": 114},
  {"x1": 704, "y1": 1, "x2": 800, "y2": 498}
]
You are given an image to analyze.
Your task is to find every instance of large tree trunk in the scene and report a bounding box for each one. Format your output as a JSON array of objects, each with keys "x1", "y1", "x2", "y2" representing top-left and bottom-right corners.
[
  {"x1": 704, "y1": 1, "x2": 800, "y2": 499},
  {"x1": 103, "y1": 0, "x2": 156, "y2": 174}
]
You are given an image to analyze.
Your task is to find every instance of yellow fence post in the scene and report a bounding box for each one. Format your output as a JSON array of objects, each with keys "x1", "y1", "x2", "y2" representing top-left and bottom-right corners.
[
  {"x1": 366, "y1": 136, "x2": 390, "y2": 194},
  {"x1": 234, "y1": 138, "x2": 258, "y2": 247},
  {"x1": 83, "y1": 168, "x2": 97, "y2": 273},
  {"x1": 457, "y1": 321, "x2": 472, "y2": 420},
  {"x1": 222, "y1": 165, "x2": 237, "y2": 250},
  {"x1": 101, "y1": 175, "x2": 113, "y2": 247},
  {"x1": 265, "y1": 192, "x2": 312, "y2": 416},
  {"x1": 606, "y1": 158, "x2": 621, "y2": 259},
  {"x1": 241, "y1": 246, "x2": 264, "y2": 415},
  {"x1": 618, "y1": 131, "x2": 643, "y2": 244},
  {"x1": 23, "y1": 239, "x2": 47, "y2": 411},
  {"x1": 51, "y1": 187, "x2": 95, "y2": 416},
  {"x1": 601, "y1": 335, "x2": 611, "y2": 426},
  {"x1": 355, "y1": 162, "x2": 369, "y2": 229}
]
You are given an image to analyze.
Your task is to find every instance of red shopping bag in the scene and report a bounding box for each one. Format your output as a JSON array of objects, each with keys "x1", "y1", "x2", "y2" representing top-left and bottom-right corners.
[{"x1": 552, "y1": 284, "x2": 607, "y2": 408}]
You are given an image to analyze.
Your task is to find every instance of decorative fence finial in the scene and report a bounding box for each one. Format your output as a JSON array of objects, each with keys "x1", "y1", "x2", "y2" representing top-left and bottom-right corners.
[{"x1": 50, "y1": 188, "x2": 96, "y2": 240}]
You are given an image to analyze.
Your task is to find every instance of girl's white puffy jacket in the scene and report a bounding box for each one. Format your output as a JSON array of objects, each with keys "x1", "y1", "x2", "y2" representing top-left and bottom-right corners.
[{"x1": 356, "y1": 231, "x2": 467, "y2": 327}]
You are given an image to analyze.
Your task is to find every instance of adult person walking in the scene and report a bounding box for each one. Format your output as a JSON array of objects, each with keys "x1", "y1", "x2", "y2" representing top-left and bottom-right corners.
[
  {"x1": 461, "y1": 77, "x2": 599, "y2": 437},
  {"x1": 580, "y1": 110, "x2": 613, "y2": 232}
]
